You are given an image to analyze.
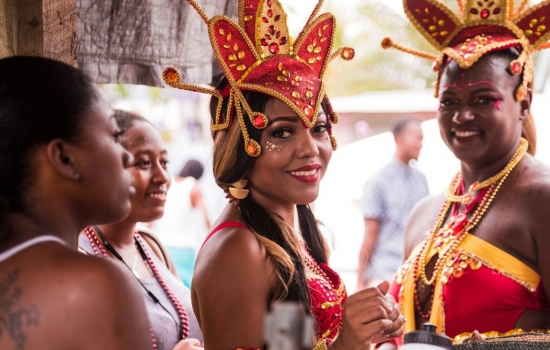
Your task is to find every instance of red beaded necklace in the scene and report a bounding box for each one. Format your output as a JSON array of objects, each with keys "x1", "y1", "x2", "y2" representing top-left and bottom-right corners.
[{"x1": 84, "y1": 226, "x2": 189, "y2": 348}]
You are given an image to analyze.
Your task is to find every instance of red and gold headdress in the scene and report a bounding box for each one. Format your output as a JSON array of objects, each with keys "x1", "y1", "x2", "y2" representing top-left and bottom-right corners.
[
  {"x1": 162, "y1": 0, "x2": 354, "y2": 156},
  {"x1": 382, "y1": 0, "x2": 550, "y2": 100}
]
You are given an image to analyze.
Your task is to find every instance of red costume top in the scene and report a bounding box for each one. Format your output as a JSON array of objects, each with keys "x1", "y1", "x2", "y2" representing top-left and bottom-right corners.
[
  {"x1": 203, "y1": 222, "x2": 346, "y2": 347},
  {"x1": 389, "y1": 233, "x2": 550, "y2": 345}
]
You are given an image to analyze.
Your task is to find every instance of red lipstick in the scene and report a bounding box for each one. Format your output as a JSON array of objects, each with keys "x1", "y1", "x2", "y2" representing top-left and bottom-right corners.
[{"x1": 287, "y1": 164, "x2": 321, "y2": 183}]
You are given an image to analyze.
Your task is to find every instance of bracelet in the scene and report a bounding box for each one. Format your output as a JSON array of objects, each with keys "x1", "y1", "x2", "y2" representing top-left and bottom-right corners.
[{"x1": 313, "y1": 339, "x2": 329, "y2": 350}]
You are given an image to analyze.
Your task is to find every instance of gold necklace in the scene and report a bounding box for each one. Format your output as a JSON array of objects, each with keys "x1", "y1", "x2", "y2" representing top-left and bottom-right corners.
[
  {"x1": 417, "y1": 140, "x2": 525, "y2": 286},
  {"x1": 445, "y1": 138, "x2": 528, "y2": 204}
]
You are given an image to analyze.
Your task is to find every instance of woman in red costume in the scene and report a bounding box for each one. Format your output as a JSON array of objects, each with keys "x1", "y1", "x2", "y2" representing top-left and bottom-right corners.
[
  {"x1": 162, "y1": 0, "x2": 404, "y2": 349},
  {"x1": 380, "y1": 0, "x2": 550, "y2": 347}
]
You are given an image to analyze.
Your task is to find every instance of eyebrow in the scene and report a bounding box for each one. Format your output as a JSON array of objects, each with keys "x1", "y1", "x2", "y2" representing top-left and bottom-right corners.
[
  {"x1": 442, "y1": 80, "x2": 496, "y2": 91},
  {"x1": 269, "y1": 116, "x2": 301, "y2": 124},
  {"x1": 133, "y1": 149, "x2": 168, "y2": 156},
  {"x1": 469, "y1": 86, "x2": 498, "y2": 94}
]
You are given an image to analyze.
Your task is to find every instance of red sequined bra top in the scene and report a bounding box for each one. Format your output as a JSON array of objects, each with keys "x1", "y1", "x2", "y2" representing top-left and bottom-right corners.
[
  {"x1": 203, "y1": 222, "x2": 347, "y2": 349},
  {"x1": 388, "y1": 234, "x2": 550, "y2": 346}
]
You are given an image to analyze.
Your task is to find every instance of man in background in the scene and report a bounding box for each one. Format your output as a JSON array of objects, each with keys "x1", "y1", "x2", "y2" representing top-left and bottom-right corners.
[{"x1": 356, "y1": 118, "x2": 429, "y2": 290}]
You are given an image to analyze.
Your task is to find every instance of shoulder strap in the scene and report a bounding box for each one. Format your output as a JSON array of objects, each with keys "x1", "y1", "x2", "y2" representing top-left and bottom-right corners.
[
  {"x1": 201, "y1": 221, "x2": 249, "y2": 250},
  {"x1": 138, "y1": 227, "x2": 179, "y2": 278}
]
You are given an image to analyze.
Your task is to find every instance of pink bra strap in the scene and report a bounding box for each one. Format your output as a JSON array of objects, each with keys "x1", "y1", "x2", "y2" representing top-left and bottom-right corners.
[{"x1": 200, "y1": 221, "x2": 249, "y2": 250}]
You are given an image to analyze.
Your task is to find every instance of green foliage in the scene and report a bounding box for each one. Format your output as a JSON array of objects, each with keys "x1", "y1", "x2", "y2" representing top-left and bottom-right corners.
[{"x1": 324, "y1": 0, "x2": 460, "y2": 96}]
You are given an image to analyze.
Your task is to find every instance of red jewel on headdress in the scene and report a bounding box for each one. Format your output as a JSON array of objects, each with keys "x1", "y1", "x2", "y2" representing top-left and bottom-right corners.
[
  {"x1": 480, "y1": 9, "x2": 490, "y2": 19},
  {"x1": 253, "y1": 115, "x2": 266, "y2": 128},
  {"x1": 342, "y1": 48, "x2": 355, "y2": 60},
  {"x1": 511, "y1": 62, "x2": 522, "y2": 75},
  {"x1": 164, "y1": 67, "x2": 179, "y2": 83},
  {"x1": 269, "y1": 43, "x2": 280, "y2": 54},
  {"x1": 303, "y1": 105, "x2": 314, "y2": 119},
  {"x1": 246, "y1": 140, "x2": 260, "y2": 156}
]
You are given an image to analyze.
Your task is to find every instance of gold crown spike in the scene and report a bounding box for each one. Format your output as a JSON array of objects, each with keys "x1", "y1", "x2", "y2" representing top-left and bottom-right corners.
[{"x1": 162, "y1": 0, "x2": 354, "y2": 157}]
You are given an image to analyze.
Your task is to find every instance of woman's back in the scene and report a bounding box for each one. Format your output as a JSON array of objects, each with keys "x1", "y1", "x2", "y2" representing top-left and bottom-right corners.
[{"x1": 0, "y1": 241, "x2": 151, "y2": 350}]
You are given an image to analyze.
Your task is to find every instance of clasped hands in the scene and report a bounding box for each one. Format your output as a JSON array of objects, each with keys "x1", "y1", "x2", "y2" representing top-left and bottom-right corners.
[{"x1": 331, "y1": 281, "x2": 404, "y2": 350}]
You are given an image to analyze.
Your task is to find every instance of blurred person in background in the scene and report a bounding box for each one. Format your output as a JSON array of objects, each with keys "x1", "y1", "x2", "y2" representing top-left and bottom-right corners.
[
  {"x1": 0, "y1": 57, "x2": 153, "y2": 350},
  {"x1": 357, "y1": 118, "x2": 429, "y2": 291},
  {"x1": 79, "y1": 110, "x2": 203, "y2": 350},
  {"x1": 153, "y1": 159, "x2": 211, "y2": 287}
]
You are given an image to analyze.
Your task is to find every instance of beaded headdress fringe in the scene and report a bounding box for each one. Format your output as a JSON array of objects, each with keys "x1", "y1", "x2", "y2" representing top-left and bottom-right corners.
[{"x1": 162, "y1": 0, "x2": 354, "y2": 156}]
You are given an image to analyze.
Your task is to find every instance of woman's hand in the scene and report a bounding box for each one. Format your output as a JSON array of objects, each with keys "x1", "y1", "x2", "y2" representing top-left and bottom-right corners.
[
  {"x1": 371, "y1": 292, "x2": 404, "y2": 343},
  {"x1": 173, "y1": 338, "x2": 203, "y2": 350},
  {"x1": 330, "y1": 281, "x2": 399, "y2": 350}
]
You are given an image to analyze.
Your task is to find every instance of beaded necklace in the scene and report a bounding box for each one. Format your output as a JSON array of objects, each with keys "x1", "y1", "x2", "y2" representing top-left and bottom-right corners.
[
  {"x1": 445, "y1": 138, "x2": 528, "y2": 204},
  {"x1": 83, "y1": 226, "x2": 189, "y2": 349},
  {"x1": 412, "y1": 140, "x2": 527, "y2": 319},
  {"x1": 303, "y1": 248, "x2": 335, "y2": 290}
]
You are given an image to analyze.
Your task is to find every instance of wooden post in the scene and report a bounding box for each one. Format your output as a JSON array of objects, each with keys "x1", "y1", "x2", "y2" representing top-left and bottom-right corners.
[{"x1": 0, "y1": 0, "x2": 76, "y2": 66}]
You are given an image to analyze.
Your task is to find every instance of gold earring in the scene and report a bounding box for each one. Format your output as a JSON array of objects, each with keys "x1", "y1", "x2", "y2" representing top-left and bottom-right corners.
[{"x1": 229, "y1": 180, "x2": 249, "y2": 200}]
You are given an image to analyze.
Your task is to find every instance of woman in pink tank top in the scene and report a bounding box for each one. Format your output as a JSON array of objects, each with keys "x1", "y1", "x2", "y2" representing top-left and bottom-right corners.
[{"x1": 162, "y1": 1, "x2": 404, "y2": 349}]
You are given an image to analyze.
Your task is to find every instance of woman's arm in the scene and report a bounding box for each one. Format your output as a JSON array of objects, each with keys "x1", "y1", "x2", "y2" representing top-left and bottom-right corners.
[{"x1": 192, "y1": 227, "x2": 278, "y2": 349}]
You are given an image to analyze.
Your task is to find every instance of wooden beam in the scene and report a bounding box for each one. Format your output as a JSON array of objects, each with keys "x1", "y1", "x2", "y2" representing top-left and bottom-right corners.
[
  {"x1": 42, "y1": 0, "x2": 76, "y2": 65},
  {"x1": 16, "y1": 0, "x2": 43, "y2": 57},
  {"x1": 0, "y1": 0, "x2": 17, "y2": 57},
  {"x1": 0, "y1": 0, "x2": 76, "y2": 66}
]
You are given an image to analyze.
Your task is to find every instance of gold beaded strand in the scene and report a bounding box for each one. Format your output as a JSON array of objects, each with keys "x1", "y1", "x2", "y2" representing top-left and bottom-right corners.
[
  {"x1": 416, "y1": 139, "x2": 528, "y2": 286},
  {"x1": 445, "y1": 138, "x2": 528, "y2": 203}
]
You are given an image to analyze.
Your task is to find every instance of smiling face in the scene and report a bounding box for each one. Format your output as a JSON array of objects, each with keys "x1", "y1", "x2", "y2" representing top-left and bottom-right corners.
[
  {"x1": 247, "y1": 98, "x2": 333, "y2": 208},
  {"x1": 121, "y1": 121, "x2": 171, "y2": 223},
  {"x1": 437, "y1": 52, "x2": 529, "y2": 165}
]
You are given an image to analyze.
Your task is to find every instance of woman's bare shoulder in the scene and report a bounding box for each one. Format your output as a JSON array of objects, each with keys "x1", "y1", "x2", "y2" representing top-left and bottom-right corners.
[
  {"x1": 0, "y1": 245, "x2": 152, "y2": 350},
  {"x1": 195, "y1": 223, "x2": 276, "y2": 288},
  {"x1": 404, "y1": 192, "x2": 446, "y2": 258}
]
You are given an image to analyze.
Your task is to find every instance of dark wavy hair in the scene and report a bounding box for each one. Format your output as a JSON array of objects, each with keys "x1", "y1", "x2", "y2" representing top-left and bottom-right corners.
[
  {"x1": 112, "y1": 109, "x2": 152, "y2": 148},
  {"x1": 210, "y1": 77, "x2": 329, "y2": 316},
  {"x1": 0, "y1": 56, "x2": 99, "y2": 240}
]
